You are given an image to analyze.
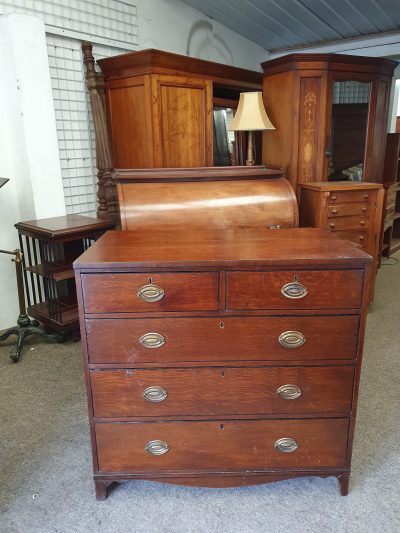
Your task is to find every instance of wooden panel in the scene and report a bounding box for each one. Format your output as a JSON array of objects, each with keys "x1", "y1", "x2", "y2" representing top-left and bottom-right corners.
[
  {"x1": 82, "y1": 272, "x2": 218, "y2": 313},
  {"x1": 152, "y1": 75, "x2": 212, "y2": 167},
  {"x1": 107, "y1": 81, "x2": 153, "y2": 168},
  {"x1": 86, "y1": 315, "x2": 359, "y2": 364},
  {"x1": 226, "y1": 270, "x2": 363, "y2": 310},
  {"x1": 328, "y1": 191, "x2": 371, "y2": 204},
  {"x1": 91, "y1": 365, "x2": 355, "y2": 417},
  {"x1": 117, "y1": 178, "x2": 298, "y2": 231},
  {"x1": 297, "y1": 76, "x2": 325, "y2": 186},
  {"x1": 95, "y1": 418, "x2": 349, "y2": 471},
  {"x1": 327, "y1": 216, "x2": 369, "y2": 231},
  {"x1": 328, "y1": 203, "x2": 369, "y2": 218},
  {"x1": 331, "y1": 230, "x2": 367, "y2": 249}
]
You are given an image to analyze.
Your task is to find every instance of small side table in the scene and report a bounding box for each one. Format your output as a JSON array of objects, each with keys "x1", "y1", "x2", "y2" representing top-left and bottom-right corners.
[{"x1": 15, "y1": 214, "x2": 114, "y2": 336}]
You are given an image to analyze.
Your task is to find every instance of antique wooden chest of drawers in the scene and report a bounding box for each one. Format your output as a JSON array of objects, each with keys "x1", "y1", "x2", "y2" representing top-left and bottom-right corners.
[
  {"x1": 74, "y1": 227, "x2": 371, "y2": 500},
  {"x1": 299, "y1": 181, "x2": 384, "y2": 301}
]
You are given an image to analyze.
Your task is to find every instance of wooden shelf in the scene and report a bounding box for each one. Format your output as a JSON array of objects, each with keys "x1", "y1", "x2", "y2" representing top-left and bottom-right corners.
[
  {"x1": 27, "y1": 297, "x2": 79, "y2": 331},
  {"x1": 25, "y1": 262, "x2": 74, "y2": 281},
  {"x1": 390, "y1": 237, "x2": 400, "y2": 254}
]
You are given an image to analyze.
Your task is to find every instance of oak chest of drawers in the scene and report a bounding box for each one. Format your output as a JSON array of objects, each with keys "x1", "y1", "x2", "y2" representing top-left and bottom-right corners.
[
  {"x1": 299, "y1": 182, "x2": 383, "y2": 301},
  {"x1": 74, "y1": 228, "x2": 371, "y2": 500}
]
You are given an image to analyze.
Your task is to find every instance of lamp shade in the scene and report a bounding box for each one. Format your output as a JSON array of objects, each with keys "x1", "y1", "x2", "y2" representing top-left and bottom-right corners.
[{"x1": 230, "y1": 92, "x2": 275, "y2": 132}]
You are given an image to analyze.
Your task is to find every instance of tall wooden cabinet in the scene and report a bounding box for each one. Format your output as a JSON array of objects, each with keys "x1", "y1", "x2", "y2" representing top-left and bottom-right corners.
[
  {"x1": 97, "y1": 49, "x2": 262, "y2": 170},
  {"x1": 261, "y1": 54, "x2": 397, "y2": 193}
]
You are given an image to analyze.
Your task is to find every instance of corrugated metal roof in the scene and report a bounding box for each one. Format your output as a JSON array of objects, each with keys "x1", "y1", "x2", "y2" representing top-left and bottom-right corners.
[{"x1": 183, "y1": 0, "x2": 400, "y2": 52}]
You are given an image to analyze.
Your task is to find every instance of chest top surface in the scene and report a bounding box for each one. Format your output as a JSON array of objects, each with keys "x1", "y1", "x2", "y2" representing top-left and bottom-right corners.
[{"x1": 74, "y1": 227, "x2": 371, "y2": 270}]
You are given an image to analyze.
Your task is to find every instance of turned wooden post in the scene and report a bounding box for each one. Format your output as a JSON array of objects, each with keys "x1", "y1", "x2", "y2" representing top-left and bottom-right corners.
[{"x1": 82, "y1": 42, "x2": 119, "y2": 225}]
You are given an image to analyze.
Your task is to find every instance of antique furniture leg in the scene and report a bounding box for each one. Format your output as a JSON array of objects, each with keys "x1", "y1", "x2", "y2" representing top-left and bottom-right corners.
[
  {"x1": 95, "y1": 479, "x2": 113, "y2": 501},
  {"x1": 338, "y1": 473, "x2": 350, "y2": 496},
  {"x1": 0, "y1": 249, "x2": 60, "y2": 362}
]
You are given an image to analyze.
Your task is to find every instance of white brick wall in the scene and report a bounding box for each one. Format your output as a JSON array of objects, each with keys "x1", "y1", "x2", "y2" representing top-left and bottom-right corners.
[{"x1": 0, "y1": 1, "x2": 137, "y2": 215}]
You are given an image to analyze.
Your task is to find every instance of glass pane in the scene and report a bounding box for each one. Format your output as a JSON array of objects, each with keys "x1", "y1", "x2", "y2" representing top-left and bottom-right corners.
[
  {"x1": 213, "y1": 107, "x2": 236, "y2": 166},
  {"x1": 328, "y1": 80, "x2": 371, "y2": 181}
]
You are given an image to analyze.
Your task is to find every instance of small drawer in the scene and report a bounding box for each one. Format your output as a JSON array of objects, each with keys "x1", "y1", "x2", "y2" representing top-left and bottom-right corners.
[
  {"x1": 95, "y1": 418, "x2": 349, "y2": 472},
  {"x1": 86, "y1": 315, "x2": 359, "y2": 364},
  {"x1": 327, "y1": 216, "x2": 369, "y2": 231},
  {"x1": 90, "y1": 365, "x2": 355, "y2": 418},
  {"x1": 328, "y1": 204, "x2": 369, "y2": 217},
  {"x1": 329, "y1": 191, "x2": 370, "y2": 204},
  {"x1": 226, "y1": 270, "x2": 363, "y2": 310},
  {"x1": 82, "y1": 272, "x2": 219, "y2": 313},
  {"x1": 334, "y1": 230, "x2": 368, "y2": 249}
]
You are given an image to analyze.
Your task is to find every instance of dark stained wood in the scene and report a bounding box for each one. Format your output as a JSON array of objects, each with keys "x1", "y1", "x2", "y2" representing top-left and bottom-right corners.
[
  {"x1": 86, "y1": 315, "x2": 359, "y2": 364},
  {"x1": 74, "y1": 228, "x2": 371, "y2": 270},
  {"x1": 95, "y1": 418, "x2": 349, "y2": 472},
  {"x1": 15, "y1": 214, "x2": 114, "y2": 240},
  {"x1": 74, "y1": 178, "x2": 371, "y2": 498},
  {"x1": 82, "y1": 272, "x2": 219, "y2": 313},
  {"x1": 226, "y1": 270, "x2": 363, "y2": 310},
  {"x1": 91, "y1": 365, "x2": 354, "y2": 418}
]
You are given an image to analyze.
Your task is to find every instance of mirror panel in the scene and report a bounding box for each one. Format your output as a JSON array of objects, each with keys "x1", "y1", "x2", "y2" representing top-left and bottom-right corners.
[{"x1": 328, "y1": 80, "x2": 371, "y2": 181}]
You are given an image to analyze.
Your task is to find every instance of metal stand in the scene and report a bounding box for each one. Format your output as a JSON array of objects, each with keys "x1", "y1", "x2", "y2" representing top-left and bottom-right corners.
[{"x1": 0, "y1": 249, "x2": 61, "y2": 362}]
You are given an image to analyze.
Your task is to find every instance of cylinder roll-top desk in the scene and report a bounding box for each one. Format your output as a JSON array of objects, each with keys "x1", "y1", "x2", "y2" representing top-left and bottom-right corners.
[{"x1": 74, "y1": 166, "x2": 371, "y2": 499}]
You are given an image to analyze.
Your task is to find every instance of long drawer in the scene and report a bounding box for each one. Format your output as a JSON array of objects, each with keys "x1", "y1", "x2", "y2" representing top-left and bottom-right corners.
[
  {"x1": 82, "y1": 272, "x2": 219, "y2": 313},
  {"x1": 86, "y1": 315, "x2": 359, "y2": 364},
  {"x1": 95, "y1": 418, "x2": 349, "y2": 472},
  {"x1": 225, "y1": 270, "x2": 363, "y2": 310},
  {"x1": 90, "y1": 366, "x2": 355, "y2": 417},
  {"x1": 327, "y1": 216, "x2": 369, "y2": 232},
  {"x1": 327, "y1": 204, "x2": 369, "y2": 217}
]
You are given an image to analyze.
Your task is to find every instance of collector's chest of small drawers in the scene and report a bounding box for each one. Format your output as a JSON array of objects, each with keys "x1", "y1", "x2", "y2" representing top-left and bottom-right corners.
[{"x1": 74, "y1": 228, "x2": 371, "y2": 500}]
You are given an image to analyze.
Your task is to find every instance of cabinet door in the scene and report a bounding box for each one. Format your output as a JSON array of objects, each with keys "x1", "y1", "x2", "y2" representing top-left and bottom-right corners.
[{"x1": 151, "y1": 75, "x2": 213, "y2": 167}]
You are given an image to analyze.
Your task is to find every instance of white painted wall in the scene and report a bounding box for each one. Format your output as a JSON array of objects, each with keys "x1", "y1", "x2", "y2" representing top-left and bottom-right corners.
[
  {"x1": 137, "y1": 0, "x2": 267, "y2": 70},
  {"x1": 0, "y1": 14, "x2": 65, "y2": 330}
]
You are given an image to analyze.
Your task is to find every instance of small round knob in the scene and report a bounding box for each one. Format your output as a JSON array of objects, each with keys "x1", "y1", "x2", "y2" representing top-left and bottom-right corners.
[
  {"x1": 277, "y1": 384, "x2": 302, "y2": 400},
  {"x1": 331, "y1": 209, "x2": 338, "y2": 215},
  {"x1": 363, "y1": 194, "x2": 369, "y2": 199},
  {"x1": 362, "y1": 206, "x2": 367, "y2": 212},
  {"x1": 143, "y1": 386, "x2": 168, "y2": 402},
  {"x1": 139, "y1": 332, "x2": 165, "y2": 349},
  {"x1": 331, "y1": 195, "x2": 337, "y2": 201},
  {"x1": 274, "y1": 438, "x2": 299, "y2": 453},
  {"x1": 145, "y1": 440, "x2": 170, "y2": 455},
  {"x1": 360, "y1": 220, "x2": 366, "y2": 226},
  {"x1": 329, "y1": 222, "x2": 336, "y2": 229},
  {"x1": 359, "y1": 236, "x2": 365, "y2": 241}
]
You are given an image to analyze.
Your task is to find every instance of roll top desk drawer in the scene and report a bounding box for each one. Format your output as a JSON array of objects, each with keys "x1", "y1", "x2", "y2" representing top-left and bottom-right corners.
[
  {"x1": 226, "y1": 270, "x2": 364, "y2": 310},
  {"x1": 82, "y1": 272, "x2": 219, "y2": 313},
  {"x1": 95, "y1": 418, "x2": 349, "y2": 472},
  {"x1": 90, "y1": 365, "x2": 355, "y2": 418},
  {"x1": 86, "y1": 315, "x2": 359, "y2": 364}
]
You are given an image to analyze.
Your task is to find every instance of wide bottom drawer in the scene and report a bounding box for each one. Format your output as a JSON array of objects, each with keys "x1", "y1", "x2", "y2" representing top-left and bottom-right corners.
[
  {"x1": 91, "y1": 366, "x2": 355, "y2": 417},
  {"x1": 96, "y1": 418, "x2": 349, "y2": 472}
]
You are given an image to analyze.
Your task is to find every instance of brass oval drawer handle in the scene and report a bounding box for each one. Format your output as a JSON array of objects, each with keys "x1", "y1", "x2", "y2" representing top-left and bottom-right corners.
[
  {"x1": 139, "y1": 332, "x2": 165, "y2": 349},
  {"x1": 138, "y1": 283, "x2": 165, "y2": 303},
  {"x1": 277, "y1": 384, "x2": 302, "y2": 400},
  {"x1": 145, "y1": 440, "x2": 170, "y2": 455},
  {"x1": 278, "y1": 330, "x2": 306, "y2": 348},
  {"x1": 274, "y1": 437, "x2": 299, "y2": 453},
  {"x1": 281, "y1": 278, "x2": 308, "y2": 299},
  {"x1": 142, "y1": 386, "x2": 168, "y2": 402}
]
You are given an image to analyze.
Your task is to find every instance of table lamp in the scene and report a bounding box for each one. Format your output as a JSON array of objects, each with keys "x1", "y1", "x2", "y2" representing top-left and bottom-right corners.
[{"x1": 230, "y1": 91, "x2": 275, "y2": 165}]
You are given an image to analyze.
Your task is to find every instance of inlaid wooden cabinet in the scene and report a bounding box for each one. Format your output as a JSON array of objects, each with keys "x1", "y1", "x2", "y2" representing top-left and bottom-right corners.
[
  {"x1": 261, "y1": 53, "x2": 397, "y2": 193},
  {"x1": 97, "y1": 49, "x2": 262, "y2": 169}
]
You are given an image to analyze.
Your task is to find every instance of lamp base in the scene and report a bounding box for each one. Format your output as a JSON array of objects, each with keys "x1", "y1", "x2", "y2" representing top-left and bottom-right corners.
[{"x1": 246, "y1": 131, "x2": 255, "y2": 166}]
